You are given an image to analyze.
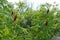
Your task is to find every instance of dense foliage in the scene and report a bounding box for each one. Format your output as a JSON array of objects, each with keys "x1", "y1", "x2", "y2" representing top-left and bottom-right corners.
[{"x1": 0, "y1": 0, "x2": 60, "y2": 40}]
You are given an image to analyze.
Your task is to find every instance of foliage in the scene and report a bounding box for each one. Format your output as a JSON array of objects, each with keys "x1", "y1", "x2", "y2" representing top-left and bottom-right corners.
[{"x1": 0, "y1": 0, "x2": 60, "y2": 40}]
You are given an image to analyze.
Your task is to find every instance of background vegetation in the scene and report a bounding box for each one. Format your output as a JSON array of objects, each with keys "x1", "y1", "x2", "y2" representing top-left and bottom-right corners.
[{"x1": 0, "y1": 0, "x2": 60, "y2": 40}]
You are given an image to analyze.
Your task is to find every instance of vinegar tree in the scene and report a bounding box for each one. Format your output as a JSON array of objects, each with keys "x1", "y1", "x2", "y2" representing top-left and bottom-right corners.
[{"x1": 0, "y1": 0, "x2": 60, "y2": 40}]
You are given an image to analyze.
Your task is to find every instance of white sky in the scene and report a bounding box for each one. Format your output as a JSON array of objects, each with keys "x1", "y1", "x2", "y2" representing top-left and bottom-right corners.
[{"x1": 7, "y1": 0, "x2": 60, "y2": 10}]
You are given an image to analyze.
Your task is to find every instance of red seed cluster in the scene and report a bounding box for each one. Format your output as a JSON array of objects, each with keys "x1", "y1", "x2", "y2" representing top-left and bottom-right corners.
[
  {"x1": 11, "y1": 11, "x2": 17, "y2": 21},
  {"x1": 14, "y1": 15, "x2": 17, "y2": 21},
  {"x1": 45, "y1": 21, "x2": 48, "y2": 26}
]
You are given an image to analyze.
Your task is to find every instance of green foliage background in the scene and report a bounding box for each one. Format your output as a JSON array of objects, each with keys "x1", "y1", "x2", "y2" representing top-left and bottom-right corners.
[{"x1": 0, "y1": 0, "x2": 60, "y2": 40}]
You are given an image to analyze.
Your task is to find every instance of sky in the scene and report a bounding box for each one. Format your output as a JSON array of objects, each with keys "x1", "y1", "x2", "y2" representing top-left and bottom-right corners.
[{"x1": 7, "y1": 0, "x2": 60, "y2": 10}]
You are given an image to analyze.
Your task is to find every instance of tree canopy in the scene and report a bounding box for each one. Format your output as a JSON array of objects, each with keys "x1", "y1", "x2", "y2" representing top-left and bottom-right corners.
[{"x1": 0, "y1": 0, "x2": 60, "y2": 40}]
